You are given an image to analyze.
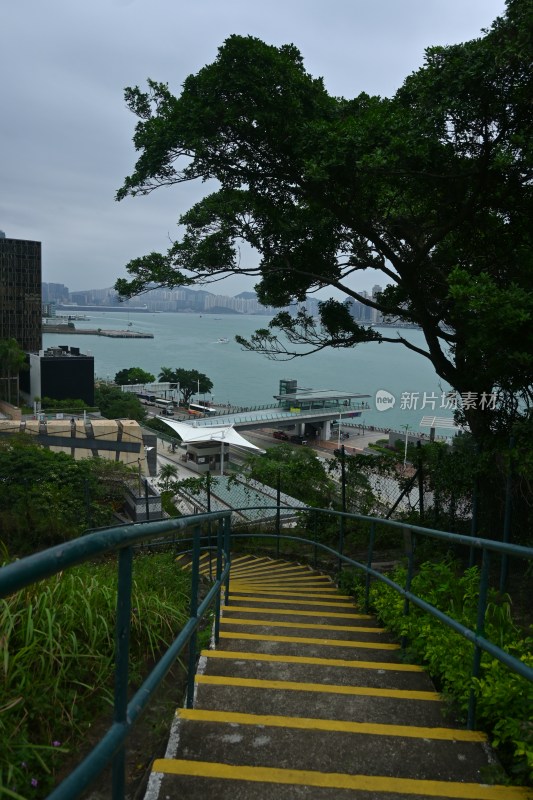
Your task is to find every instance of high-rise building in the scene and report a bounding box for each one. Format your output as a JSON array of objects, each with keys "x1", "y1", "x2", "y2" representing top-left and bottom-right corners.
[
  {"x1": 0, "y1": 235, "x2": 42, "y2": 351},
  {"x1": 42, "y1": 282, "x2": 69, "y2": 303}
]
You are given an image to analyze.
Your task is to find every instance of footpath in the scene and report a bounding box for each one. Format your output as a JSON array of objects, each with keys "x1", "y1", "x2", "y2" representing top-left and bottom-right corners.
[{"x1": 144, "y1": 555, "x2": 530, "y2": 800}]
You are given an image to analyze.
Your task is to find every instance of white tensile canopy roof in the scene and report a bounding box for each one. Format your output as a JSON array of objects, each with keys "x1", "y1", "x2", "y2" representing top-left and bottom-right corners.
[{"x1": 157, "y1": 417, "x2": 265, "y2": 452}]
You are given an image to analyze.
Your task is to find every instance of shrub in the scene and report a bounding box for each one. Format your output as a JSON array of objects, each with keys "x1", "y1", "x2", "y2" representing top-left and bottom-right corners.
[
  {"x1": 352, "y1": 558, "x2": 533, "y2": 784},
  {"x1": 0, "y1": 553, "x2": 189, "y2": 797}
]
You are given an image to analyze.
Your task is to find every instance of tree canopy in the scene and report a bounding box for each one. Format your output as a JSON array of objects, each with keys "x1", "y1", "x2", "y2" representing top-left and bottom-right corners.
[
  {"x1": 94, "y1": 384, "x2": 146, "y2": 421},
  {"x1": 0, "y1": 437, "x2": 132, "y2": 555},
  {"x1": 116, "y1": 0, "x2": 533, "y2": 442},
  {"x1": 244, "y1": 444, "x2": 335, "y2": 508},
  {"x1": 114, "y1": 367, "x2": 155, "y2": 385},
  {"x1": 158, "y1": 367, "x2": 213, "y2": 405}
]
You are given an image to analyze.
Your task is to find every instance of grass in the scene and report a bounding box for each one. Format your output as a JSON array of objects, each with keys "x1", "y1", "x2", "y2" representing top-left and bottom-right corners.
[{"x1": 0, "y1": 552, "x2": 190, "y2": 799}]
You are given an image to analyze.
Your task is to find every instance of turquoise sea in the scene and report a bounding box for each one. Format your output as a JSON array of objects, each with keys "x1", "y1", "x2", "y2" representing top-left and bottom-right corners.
[{"x1": 43, "y1": 312, "x2": 454, "y2": 436}]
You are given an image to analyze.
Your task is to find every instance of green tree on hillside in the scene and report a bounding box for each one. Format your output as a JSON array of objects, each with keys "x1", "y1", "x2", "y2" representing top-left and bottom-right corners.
[{"x1": 115, "y1": 1, "x2": 532, "y2": 445}]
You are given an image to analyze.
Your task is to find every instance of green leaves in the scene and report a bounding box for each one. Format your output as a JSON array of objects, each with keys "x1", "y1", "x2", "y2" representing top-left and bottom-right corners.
[
  {"x1": 243, "y1": 443, "x2": 335, "y2": 508},
  {"x1": 114, "y1": 366, "x2": 155, "y2": 385},
  {"x1": 116, "y1": 9, "x2": 533, "y2": 442},
  {"x1": 0, "y1": 554, "x2": 189, "y2": 795},
  {"x1": 361, "y1": 557, "x2": 533, "y2": 782},
  {"x1": 0, "y1": 438, "x2": 132, "y2": 554}
]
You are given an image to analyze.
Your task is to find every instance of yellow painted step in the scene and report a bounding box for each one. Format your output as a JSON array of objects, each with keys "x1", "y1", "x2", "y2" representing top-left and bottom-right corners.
[
  {"x1": 195, "y1": 673, "x2": 440, "y2": 701},
  {"x1": 220, "y1": 616, "x2": 384, "y2": 633},
  {"x1": 180, "y1": 708, "x2": 483, "y2": 741},
  {"x1": 152, "y1": 759, "x2": 530, "y2": 799},
  {"x1": 223, "y1": 604, "x2": 370, "y2": 620},
  {"x1": 227, "y1": 594, "x2": 356, "y2": 608},
  {"x1": 219, "y1": 630, "x2": 400, "y2": 650},
  {"x1": 201, "y1": 649, "x2": 424, "y2": 672}
]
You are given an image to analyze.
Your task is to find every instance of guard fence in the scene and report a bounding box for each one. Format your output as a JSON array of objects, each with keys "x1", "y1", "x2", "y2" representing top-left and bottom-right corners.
[{"x1": 1, "y1": 506, "x2": 532, "y2": 799}]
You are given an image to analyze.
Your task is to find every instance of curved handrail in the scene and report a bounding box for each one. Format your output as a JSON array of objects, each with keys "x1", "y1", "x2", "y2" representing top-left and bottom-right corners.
[{"x1": 1, "y1": 504, "x2": 532, "y2": 799}]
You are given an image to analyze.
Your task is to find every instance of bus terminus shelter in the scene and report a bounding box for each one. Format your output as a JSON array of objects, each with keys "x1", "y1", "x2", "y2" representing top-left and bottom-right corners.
[{"x1": 158, "y1": 418, "x2": 264, "y2": 475}]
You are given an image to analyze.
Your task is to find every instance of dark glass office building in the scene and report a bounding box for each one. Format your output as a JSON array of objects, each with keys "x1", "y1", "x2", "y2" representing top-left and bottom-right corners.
[{"x1": 0, "y1": 234, "x2": 42, "y2": 352}]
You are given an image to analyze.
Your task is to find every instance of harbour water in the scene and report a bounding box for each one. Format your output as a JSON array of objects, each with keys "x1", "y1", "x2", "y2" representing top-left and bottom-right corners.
[{"x1": 43, "y1": 312, "x2": 454, "y2": 436}]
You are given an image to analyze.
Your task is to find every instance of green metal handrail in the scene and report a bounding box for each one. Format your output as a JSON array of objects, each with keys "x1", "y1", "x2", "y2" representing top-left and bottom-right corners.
[
  {"x1": 1, "y1": 504, "x2": 533, "y2": 799},
  {"x1": 0, "y1": 512, "x2": 232, "y2": 800}
]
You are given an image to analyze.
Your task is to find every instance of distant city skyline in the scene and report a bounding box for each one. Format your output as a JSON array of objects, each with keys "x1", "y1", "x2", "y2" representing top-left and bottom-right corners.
[{"x1": 42, "y1": 280, "x2": 397, "y2": 324}]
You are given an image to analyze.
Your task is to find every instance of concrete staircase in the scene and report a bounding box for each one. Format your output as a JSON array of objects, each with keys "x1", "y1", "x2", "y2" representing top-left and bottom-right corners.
[{"x1": 145, "y1": 554, "x2": 531, "y2": 800}]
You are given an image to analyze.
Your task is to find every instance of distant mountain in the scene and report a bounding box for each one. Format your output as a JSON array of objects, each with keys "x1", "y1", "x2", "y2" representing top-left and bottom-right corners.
[{"x1": 234, "y1": 291, "x2": 257, "y2": 299}]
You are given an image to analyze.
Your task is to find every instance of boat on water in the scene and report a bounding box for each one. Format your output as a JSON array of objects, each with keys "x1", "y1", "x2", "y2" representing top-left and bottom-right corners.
[{"x1": 214, "y1": 337, "x2": 229, "y2": 344}]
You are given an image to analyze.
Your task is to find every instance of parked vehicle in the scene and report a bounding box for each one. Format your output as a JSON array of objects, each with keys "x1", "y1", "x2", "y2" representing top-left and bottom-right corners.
[
  {"x1": 273, "y1": 430, "x2": 289, "y2": 440},
  {"x1": 290, "y1": 434, "x2": 308, "y2": 445}
]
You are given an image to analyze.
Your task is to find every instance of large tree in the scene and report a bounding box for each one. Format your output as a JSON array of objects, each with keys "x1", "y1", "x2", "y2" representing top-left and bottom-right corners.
[
  {"x1": 114, "y1": 367, "x2": 155, "y2": 385},
  {"x1": 172, "y1": 368, "x2": 213, "y2": 405},
  {"x1": 115, "y1": 0, "x2": 532, "y2": 443}
]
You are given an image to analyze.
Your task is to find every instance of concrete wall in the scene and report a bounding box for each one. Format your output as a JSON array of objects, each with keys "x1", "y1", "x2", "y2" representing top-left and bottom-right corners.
[{"x1": 0, "y1": 418, "x2": 154, "y2": 476}]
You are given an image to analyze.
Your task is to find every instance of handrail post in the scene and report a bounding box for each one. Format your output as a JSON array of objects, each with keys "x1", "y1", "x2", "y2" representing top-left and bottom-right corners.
[
  {"x1": 223, "y1": 515, "x2": 231, "y2": 606},
  {"x1": 313, "y1": 510, "x2": 318, "y2": 569},
  {"x1": 338, "y1": 445, "x2": 346, "y2": 576},
  {"x1": 467, "y1": 548, "x2": 490, "y2": 730},
  {"x1": 186, "y1": 526, "x2": 201, "y2": 709},
  {"x1": 401, "y1": 528, "x2": 415, "y2": 651},
  {"x1": 499, "y1": 437, "x2": 514, "y2": 594},
  {"x1": 112, "y1": 545, "x2": 133, "y2": 800},
  {"x1": 207, "y1": 472, "x2": 213, "y2": 581},
  {"x1": 365, "y1": 521, "x2": 376, "y2": 614},
  {"x1": 276, "y1": 470, "x2": 281, "y2": 558},
  {"x1": 469, "y1": 443, "x2": 481, "y2": 568},
  {"x1": 214, "y1": 519, "x2": 223, "y2": 645},
  {"x1": 416, "y1": 441, "x2": 424, "y2": 520}
]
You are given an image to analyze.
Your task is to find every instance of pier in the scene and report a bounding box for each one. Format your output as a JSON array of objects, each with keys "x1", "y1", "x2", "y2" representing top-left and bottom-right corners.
[{"x1": 42, "y1": 325, "x2": 154, "y2": 338}]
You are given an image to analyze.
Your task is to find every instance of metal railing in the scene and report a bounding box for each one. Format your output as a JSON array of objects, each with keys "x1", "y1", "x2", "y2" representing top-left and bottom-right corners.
[
  {"x1": 0, "y1": 512, "x2": 232, "y2": 800},
  {"x1": 1, "y1": 506, "x2": 532, "y2": 799}
]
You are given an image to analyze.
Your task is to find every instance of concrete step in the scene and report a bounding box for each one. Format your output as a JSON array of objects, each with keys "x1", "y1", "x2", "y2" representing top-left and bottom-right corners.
[
  {"x1": 198, "y1": 649, "x2": 434, "y2": 691},
  {"x1": 146, "y1": 555, "x2": 530, "y2": 800}
]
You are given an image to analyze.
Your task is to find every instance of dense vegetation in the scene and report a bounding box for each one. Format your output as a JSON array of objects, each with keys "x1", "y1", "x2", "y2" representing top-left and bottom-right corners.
[
  {"x1": 0, "y1": 438, "x2": 133, "y2": 556},
  {"x1": 244, "y1": 444, "x2": 335, "y2": 508},
  {"x1": 93, "y1": 384, "x2": 146, "y2": 422},
  {"x1": 114, "y1": 366, "x2": 156, "y2": 385},
  {"x1": 346, "y1": 558, "x2": 533, "y2": 784},
  {"x1": 1, "y1": 553, "x2": 190, "y2": 798}
]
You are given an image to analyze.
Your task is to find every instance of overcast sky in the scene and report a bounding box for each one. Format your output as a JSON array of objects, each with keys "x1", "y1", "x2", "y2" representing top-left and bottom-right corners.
[{"x1": 1, "y1": 0, "x2": 507, "y2": 297}]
